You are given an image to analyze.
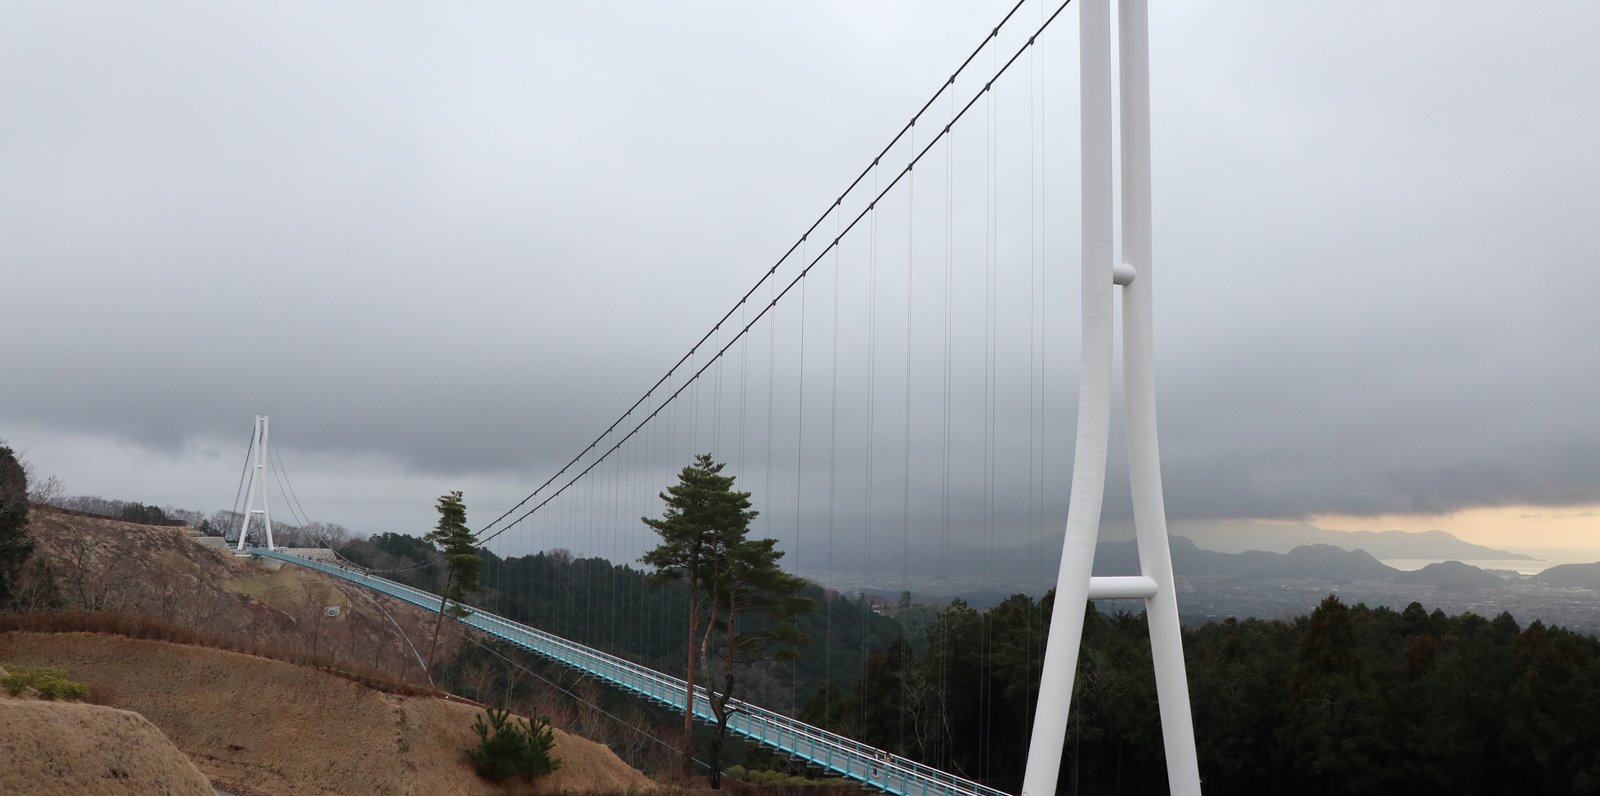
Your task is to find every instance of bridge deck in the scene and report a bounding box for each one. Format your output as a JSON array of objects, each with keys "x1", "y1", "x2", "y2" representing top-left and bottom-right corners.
[{"x1": 253, "y1": 549, "x2": 1010, "y2": 796}]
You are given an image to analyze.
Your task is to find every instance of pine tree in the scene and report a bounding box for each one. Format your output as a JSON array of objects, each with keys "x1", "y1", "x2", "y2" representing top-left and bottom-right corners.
[
  {"x1": 0, "y1": 444, "x2": 33, "y2": 608},
  {"x1": 425, "y1": 490, "x2": 482, "y2": 673},
  {"x1": 703, "y1": 534, "x2": 809, "y2": 787},
  {"x1": 641, "y1": 454, "x2": 808, "y2": 784},
  {"x1": 642, "y1": 454, "x2": 753, "y2": 774}
]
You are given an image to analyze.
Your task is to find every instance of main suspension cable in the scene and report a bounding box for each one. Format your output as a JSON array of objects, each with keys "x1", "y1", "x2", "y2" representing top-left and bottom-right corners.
[
  {"x1": 230, "y1": 425, "x2": 254, "y2": 519},
  {"x1": 476, "y1": 0, "x2": 1037, "y2": 542},
  {"x1": 476, "y1": 0, "x2": 1077, "y2": 549}
]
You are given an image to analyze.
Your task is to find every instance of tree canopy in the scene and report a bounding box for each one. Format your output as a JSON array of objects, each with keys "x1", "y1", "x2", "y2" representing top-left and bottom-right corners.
[
  {"x1": 641, "y1": 453, "x2": 757, "y2": 588},
  {"x1": 0, "y1": 444, "x2": 34, "y2": 608},
  {"x1": 641, "y1": 454, "x2": 810, "y2": 786},
  {"x1": 811, "y1": 593, "x2": 1600, "y2": 795},
  {"x1": 425, "y1": 490, "x2": 482, "y2": 671}
]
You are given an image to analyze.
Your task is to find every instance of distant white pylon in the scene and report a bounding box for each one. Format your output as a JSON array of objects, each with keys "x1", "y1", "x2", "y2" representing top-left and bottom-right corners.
[
  {"x1": 234, "y1": 414, "x2": 276, "y2": 551},
  {"x1": 1021, "y1": 1, "x2": 1201, "y2": 795}
]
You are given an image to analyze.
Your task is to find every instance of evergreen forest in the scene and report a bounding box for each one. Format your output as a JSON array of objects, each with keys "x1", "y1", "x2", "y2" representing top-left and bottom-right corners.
[{"x1": 342, "y1": 533, "x2": 1600, "y2": 795}]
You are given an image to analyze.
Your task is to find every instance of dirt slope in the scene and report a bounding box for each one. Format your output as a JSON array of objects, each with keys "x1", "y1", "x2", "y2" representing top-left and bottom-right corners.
[
  {"x1": 0, "y1": 697, "x2": 214, "y2": 796},
  {"x1": 0, "y1": 633, "x2": 655, "y2": 796},
  {"x1": 21, "y1": 505, "x2": 461, "y2": 684}
]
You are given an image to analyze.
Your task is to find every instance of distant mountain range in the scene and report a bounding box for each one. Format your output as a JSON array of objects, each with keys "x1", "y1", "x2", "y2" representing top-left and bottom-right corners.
[
  {"x1": 1091, "y1": 538, "x2": 1525, "y2": 591},
  {"x1": 1395, "y1": 560, "x2": 1508, "y2": 591},
  {"x1": 809, "y1": 530, "x2": 1599, "y2": 609},
  {"x1": 791, "y1": 522, "x2": 1535, "y2": 579},
  {"x1": 1534, "y1": 563, "x2": 1600, "y2": 590},
  {"x1": 835, "y1": 539, "x2": 1524, "y2": 606},
  {"x1": 1093, "y1": 537, "x2": 1397, "y2": 581},
  {"x1": 1164, "y1": 520, "x2": 1536, "y2": 561}
]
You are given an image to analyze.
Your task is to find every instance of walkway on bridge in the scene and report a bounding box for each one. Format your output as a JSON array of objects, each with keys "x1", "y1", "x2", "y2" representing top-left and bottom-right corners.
[{"x1": 253, "y1": 549, "x2": 1010, "y2": 796}]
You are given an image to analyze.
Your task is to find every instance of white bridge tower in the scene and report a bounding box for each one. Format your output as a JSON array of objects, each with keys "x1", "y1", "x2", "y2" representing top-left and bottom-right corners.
[
  {"x1": 1022, "y1": 1, "x2": 1201, "y2": 794},
  {"x1": 233, "y1": 414, "x2": 276, "y2": 551}
]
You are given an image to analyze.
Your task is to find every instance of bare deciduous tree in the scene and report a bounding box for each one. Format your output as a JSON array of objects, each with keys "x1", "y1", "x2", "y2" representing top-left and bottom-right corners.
[
  {"x1": 533, "y1": 682, "x2": 575, "y2": 730},
  {"x1": 617, "y1": 704, "x2": 658, "y2": 769},
  {"x1": 53, "y1": 534, "x2": 135, "y2": 611},
  {"x1": 10, "y1": 557, "x2": 62, "y2": 612},
  {"x1": 25, "y1": 472, "x2": 64, "y2": 506},
  {"x1": 139, "y1": 567, "x2": 186, "y2": 623},
  {"x1": 899, "y1": 657, "x2": 944, "y2": 762},
  {"x1": 574, "y1": 678, "x2": 610, "y2": 743}
]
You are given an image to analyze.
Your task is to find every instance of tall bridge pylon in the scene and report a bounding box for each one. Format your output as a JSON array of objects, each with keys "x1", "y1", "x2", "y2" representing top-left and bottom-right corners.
[
  {"x1": 1022, "y1": 1, "x2": 1201, "y2": 794},
  {"x1": 233, "y1": 414, "x2": 276, "y2": 551}
]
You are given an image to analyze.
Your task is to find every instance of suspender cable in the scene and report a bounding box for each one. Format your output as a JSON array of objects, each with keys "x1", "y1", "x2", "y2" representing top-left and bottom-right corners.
[
  {"x1": 863, "y1": 160, "x2": 879, "y2": 734},
  {"x1": 792, "y1": 237, "x2": 809, "y2": 717},
  {"x1": 230, "y1": 424, "x2": 254, "y2": 521},
  {"x1": 900, "y1": 121, "x2": 916, "y2": 755},
  {"x1": 476, "y1": 0, "x2": 1035, "y2": 542},
  {"x1": 980, "y1": 32, "x2": 999, "y2": 775},
  {"x1": 474, "y1": 0, "x2": 1077, "y2": 548},
  {"x1": 825, "y1": 207, "x2": 842, "y2": 729}
]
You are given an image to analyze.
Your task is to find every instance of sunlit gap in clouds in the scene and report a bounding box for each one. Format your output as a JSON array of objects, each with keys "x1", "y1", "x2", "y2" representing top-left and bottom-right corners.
[{"x1": 1310, "y1": 505, "x2": 1600, "y2": 552}]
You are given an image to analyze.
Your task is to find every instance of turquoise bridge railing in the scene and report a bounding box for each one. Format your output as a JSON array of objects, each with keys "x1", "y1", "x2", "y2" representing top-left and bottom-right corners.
[{"x1": 252, "y1": 549, "x2": 1011, "y2": 796}]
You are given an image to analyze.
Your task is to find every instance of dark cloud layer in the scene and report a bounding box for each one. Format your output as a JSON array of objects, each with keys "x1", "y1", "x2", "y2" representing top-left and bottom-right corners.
[{"x1": 4, "y1": 2, "x2": 1599, "y2": 551}]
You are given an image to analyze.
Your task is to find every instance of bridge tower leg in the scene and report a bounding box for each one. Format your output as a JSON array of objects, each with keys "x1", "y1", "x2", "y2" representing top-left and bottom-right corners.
[
  {"x1": 233, "y1": 414, "x2": 276, "y2": 552},
  {"x1": 1022, "y1": 1, "x2": 1200, "y2": 794}
]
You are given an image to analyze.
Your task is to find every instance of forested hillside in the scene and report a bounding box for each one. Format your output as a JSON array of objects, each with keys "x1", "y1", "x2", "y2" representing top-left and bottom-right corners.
[
  {"x1": 340, "y1": 532, "x2": 1600, "y2": 794},
  {"x1": 817, "y1": 593, "x2": 1600, "y2": 795},
  {"x1": 338, "y1": 535, "x2": 900, "y2": 711}
]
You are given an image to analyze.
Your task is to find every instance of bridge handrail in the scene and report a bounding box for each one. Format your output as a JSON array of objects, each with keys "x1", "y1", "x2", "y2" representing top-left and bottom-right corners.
[
  {"x1": 253, "y1": 549, "x2": 1009, "y2": 796},
  {"x1": 459, "y1": 610, "x2": 963, "y2": 793}
]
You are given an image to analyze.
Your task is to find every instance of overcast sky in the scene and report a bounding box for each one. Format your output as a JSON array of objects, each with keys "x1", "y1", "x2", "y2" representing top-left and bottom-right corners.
[{"x1": 4, "y1": 1, "x2": 1598, "y2": 567}]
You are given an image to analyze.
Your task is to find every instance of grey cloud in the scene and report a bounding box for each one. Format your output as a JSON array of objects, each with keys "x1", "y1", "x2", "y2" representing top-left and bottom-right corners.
[{"x1": 5, "y1": 2, "x2": 1600, "y2": 551}]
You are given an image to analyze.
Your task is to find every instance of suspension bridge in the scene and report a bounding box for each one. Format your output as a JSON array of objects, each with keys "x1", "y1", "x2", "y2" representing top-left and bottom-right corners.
[
  {"x1": 254, "y1": 548, "x2": 1009, "y2": 796},
  {"x1": 230, "y1": 1, "x2": 1202, "y2": 794}
]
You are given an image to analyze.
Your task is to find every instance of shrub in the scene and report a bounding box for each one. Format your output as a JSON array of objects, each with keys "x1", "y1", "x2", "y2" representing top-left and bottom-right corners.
[
  {"x1": 84, "y1": 681, "x2": 119, "y2": 706},
  {"x1": 724, "y1": 764, "x2": 843, "y2": 786},
  {"x1": 468, "y1": 707, "x2": 560, "y2": 781},
  {"x1": 1, "y1": 663, "x2": 89, "y2": 700}
]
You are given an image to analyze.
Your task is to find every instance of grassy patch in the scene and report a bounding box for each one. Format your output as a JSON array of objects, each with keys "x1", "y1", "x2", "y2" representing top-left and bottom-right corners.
[
  {"x1": 224, "y1": 570, "x2": 347, "y2": 614},
  {"x1": 1, "y1": 663, "x2": 89, "y2": 700}
]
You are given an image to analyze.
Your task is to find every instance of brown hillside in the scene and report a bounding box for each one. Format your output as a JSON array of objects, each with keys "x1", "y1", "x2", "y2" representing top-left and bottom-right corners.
[
  {"x1": 19, "y1": 506, "x2": 462, "y2": 684},
  {"x1": 0, "y1": 697, "x2": 214, "y2": 796},
  {"x1": 0, "y1": 632, "x2": 657, "y2": 796}
]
